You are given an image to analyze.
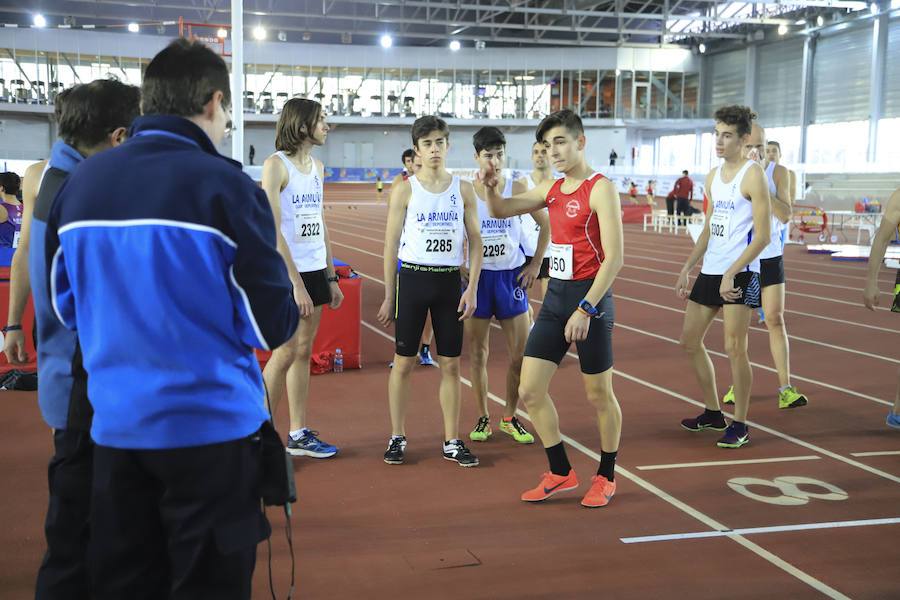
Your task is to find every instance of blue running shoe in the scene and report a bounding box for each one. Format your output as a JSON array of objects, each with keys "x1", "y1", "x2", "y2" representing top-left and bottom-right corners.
[
  {"x1": 287, "y1": 430, "x2": 339, "y2": 458},
  {"x1": 887, "y1": 412, "x2": 900, "y2": 430},
  {"x1": 716, "y1": 423, "x2": 750, "y2": 449},
  {"x1": 419, "y1": 346, "x2": 437, "y2": 367}
]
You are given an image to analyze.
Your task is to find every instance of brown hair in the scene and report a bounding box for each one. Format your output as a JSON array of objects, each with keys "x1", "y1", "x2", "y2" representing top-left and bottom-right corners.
[
  {"x1": 536, "y1": 109, "x2": 584, "y2": 143},
  {"x1": 275, "y1": 97, "x2": 323, "y2": 154},
  {"x1": 713, "y1": 105, "x2": 756, "y2": 137},
  {"x1": 411, "y1": 115, "x2": 449, "y2": 148},
  {"x1": 142, "y1": 38, "x2": 231, "y2": 116}
]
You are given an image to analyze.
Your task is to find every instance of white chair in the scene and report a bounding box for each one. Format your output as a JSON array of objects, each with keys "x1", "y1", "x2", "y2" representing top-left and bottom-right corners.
[{"x1": 856, "y1": 222, "x2": 876, "y2": 245}]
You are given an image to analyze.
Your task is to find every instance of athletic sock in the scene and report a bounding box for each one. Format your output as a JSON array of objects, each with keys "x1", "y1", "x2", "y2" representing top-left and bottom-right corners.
[
  {"x1": 596, "y1": 450, "x2": 618, "y2": 481},
  {"x1": 289, "y1": 428, "x2": 307, "y2": 441},
  {"x1": 545, "y1": 442, "x2": 572, "y2": 476},
  {"x1": 778, "y1": 385, "x2": 791, "y2": 393}
]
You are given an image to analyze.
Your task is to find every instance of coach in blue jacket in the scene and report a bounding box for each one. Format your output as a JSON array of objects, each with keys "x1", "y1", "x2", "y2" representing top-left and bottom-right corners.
[{"x1": 45, "y1": 39, "x2": 299, "y2": 599}]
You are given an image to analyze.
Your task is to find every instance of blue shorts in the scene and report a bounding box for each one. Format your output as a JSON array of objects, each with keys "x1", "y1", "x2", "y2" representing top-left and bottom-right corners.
[{"x1": 473, "y1": 268, "x2": 529, "y2": 320}]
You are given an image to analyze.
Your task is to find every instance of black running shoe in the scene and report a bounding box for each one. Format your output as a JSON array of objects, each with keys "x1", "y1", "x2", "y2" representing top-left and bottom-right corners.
[
  {"x1": 384, "y1": 436, "x2": 407, "y2": 465},
  {"x1": 442, "y1": 439, "x2": 479, "y2": 467}
]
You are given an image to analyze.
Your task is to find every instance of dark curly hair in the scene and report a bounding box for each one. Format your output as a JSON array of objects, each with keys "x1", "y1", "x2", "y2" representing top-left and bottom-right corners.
[{"x1": 713, "y1": 105, "x2": 756, "y2": 137}]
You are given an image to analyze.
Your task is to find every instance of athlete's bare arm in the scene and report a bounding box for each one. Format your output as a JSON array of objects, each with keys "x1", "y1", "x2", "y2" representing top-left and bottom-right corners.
[
  {"x1": 3, "y1": 159, "x2": 46, "y2": 363},
  {"x1": 318, "y1": 159, "x2": 343, "y2": 310},
  {"x1": 863, "y1": 188, "x2": 900, "y2": 310},
  {"x1": 377, "y1": 177, "x2": 411, "y2": 326},
  {"x1": 460, "y1": 178, "x2": 483, "y2": 294},
  {"x1": 676, "y1": 169, "x2": 716, "y2": 298},
  {"x1": 732, "y1": 162, "x2": 772, "y2": 273},
  {"x1": 770, "y1": 164, "x2": 792, "y2": 224},
  {"x1": 564, "y1": 178, "x2": 624, "y2": 343},
  {"x1": 481, "y1": 162, "x2": 550, "y2": 218},
  {"x1": 261, "y1": 155, "x2": 311, "y2": 316}
]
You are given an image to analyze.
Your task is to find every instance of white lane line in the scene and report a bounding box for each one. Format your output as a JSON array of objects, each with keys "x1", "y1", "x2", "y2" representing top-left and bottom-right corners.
[
  {"x1": 636, "y1": 455, "x2": 822, "y2": 471},
  {"x1": 330, "y1": 238, "x2": 900, "y2": 485},
  {"x1": 621, "y1": 517, "x2": 900, "y2": 545},
  {"x1": 615, "y1": 275, "x2": 900, "y2": 334},
  {"x1": 357, "y1": 318, "x2": 850, "y2": 600},
  {"x1": 850, "y1": 451, "x2": 900, "y2": 457},
  {"x1": 622, "y1": 239, "x2": 896, "y2": 285},
  {"x1": 325, "y1": 220, "x2": 900, "y2": 331},
  {"x1": 328, "y1": 235, "x2": 897, "y2": 402}
]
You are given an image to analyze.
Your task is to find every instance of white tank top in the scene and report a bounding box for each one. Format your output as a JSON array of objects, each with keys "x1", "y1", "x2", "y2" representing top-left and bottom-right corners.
[
  {"x1": 398, "y1": 175, "x2": 466, "y2": 267},
  {"x1": 759, "y1": 161, "x2": 787, "y2": 260},
  {"x1": 519, "y1": 174, "x2": 548, "y2": 257},
  {"x1": 702, "y1": 160, "x2": 760, "y2": 275},
  {"x1": 276, "y1": 152, "x2": 327, "y2": 272},
  {"x1": 471, "y1": 177, "x2": 525, "y2": 271}
]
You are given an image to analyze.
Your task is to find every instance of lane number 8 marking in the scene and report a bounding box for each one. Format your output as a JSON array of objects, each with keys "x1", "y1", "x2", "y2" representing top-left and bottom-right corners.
[{"x1": 727, "y1": 476, "x2": 848, "y2": 506}]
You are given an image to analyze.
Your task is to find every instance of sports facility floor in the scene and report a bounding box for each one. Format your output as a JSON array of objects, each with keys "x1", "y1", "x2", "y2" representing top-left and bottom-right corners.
[{"x1": 1, "y1": 183, "x2": 897, "y2": 599}]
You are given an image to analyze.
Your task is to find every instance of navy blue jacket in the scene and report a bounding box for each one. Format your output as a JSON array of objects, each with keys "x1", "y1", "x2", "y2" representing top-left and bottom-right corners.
[{"x1": 46, "y1": 116, "x2": 299, "y2": 449}]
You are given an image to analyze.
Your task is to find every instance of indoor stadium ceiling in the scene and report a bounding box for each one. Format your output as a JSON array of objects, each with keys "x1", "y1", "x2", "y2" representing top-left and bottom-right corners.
[{"x1": 0, "y1": 1, "x2": 871, "y2": 48}]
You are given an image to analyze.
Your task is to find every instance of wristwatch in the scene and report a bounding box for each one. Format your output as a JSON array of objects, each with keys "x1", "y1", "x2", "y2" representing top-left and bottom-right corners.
[
  {"x1": 326, "y1": 275, "x2": 339, "y2": 283},
  {"x1": 577, "y1": 299, "x2": 598, "y2": 316},
  {"x1": 2, "y1": 324, "x2": 22, "y2": 333}
]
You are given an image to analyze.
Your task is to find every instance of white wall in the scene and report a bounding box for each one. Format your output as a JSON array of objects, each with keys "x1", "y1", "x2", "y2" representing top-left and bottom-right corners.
[
  {"x1": 244, "y1": 122, "x2": 630, "y2": 170},
  {"x1": 0, "y1": 116, "x2": 53, "y2": 160}
]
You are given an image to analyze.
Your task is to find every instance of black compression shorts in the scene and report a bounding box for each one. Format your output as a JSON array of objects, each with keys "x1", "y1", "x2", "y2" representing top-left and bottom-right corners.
[{"x1": 395, "y1": 263, "x2": 463, "y2": 358}]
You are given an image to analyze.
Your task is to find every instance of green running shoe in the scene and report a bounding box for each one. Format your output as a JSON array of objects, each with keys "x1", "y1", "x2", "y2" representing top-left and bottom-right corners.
[
  {"x1": 469, "y1": 416, "x2": 492, "y2": 442},
  {"x1": 499, "y1": 416, "x2": 535, "y2": 444},
  {"x1": 778, "y1": 386, "x2": 808, "y2": 409},
  {"x1": 722, "y1": 385, "x2": 735, "y2": 405}
]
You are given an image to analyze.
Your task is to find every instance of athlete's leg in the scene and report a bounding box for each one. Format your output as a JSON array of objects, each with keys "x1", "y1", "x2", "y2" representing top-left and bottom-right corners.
[
  {"x1": 498, "y1": 312, "x2": 530, "y2": 417},
  {"x1": 464, "y1": 317, "x2": 492, "y2": 418},
  {"x1": 583, "y1": 367, "x2": 621, "y2": 452},
  {"x1": 517, "y1": 357, "x2": 561, "y2": 447},
  {"x1": 388, "y1": 355, "x2": 418, "y2": 437},
  {"x1": 437, "y1": 356, "x2": 462, "y2": 441},
  {"x1": 284, "y1": 307, "x2": 324, "y2": 431},
  {"x1": 679, "y1": 301, "x2": 721, "y2": 410},
  {"x1": 722, "y1": 304, "x2": 753, "y2": 423},
  {"x1": 389, "y1": 271, "x2": 430, "y2": 437},
  {"x1": 762, "y1": 283, "x2": 790, "y2": 388}
]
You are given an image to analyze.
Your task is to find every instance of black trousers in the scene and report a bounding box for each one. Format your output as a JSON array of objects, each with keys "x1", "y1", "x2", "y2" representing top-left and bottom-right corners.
[
  {"x1": 676, "y1": 197, "x2": 692, "y2": 226},
  {"x1": 666, "y1": 197, "x2": 675, "y2": 216},
  {"x1": 90, "y1": 434, "x2": 271, "y2": 600},
  {"x1": 36, "y1": 429, "x2": 93, "y2": 600}
]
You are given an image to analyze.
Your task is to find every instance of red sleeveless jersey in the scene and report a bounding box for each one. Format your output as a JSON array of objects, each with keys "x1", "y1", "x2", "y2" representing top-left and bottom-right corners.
[{"x1": 545, "y1": 173, "x2": 606, "y2": 281}]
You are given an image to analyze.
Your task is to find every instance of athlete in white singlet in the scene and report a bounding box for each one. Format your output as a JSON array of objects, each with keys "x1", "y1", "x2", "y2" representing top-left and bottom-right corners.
[
  {"x1": 719, "y1": 128, "x2": 808, "y2": 409},
  {"x1": 675, "y1": 106, "x2": 771, "y2": 450},
  {"x1": 377, "y1": 116, "x2": 483, "y2": 467},
  {"x1": 261, "y1": 98, "x2": 343, "y2": 459},
  {"x1": 465, "y1": 127, "x2": 548, "y2": 446}
]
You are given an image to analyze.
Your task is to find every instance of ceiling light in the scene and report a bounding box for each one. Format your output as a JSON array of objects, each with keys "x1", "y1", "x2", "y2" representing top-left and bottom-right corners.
[
  {"x1": 127, "y1": 22, "x2": 139, "y2": 33},
  {"x1": 33, "y1": 14, "x2": 47, "y2": 28},
  {"x1": 816, "y1": 15, "x2": 825, "y2": 26},
  {"x1": 449, "y1": 40, "x2": 461, "y2": 51},
  {"x1": 777, "y1": 24, "x2": 788, "y2": 35},
  {"x1": 252, "y1": 26, "x2": 266, "y2": 40},
  {"x1": 380, "y1": 34, "x2": 393, "y2": 48},
  {"x1": 698, "y1": 42, "x2": 706, "y2": 53},
  {"x1": 795, "y1": 19, "x2": 807, "y2": 26},
  {"x1": 217, "y1": 28, "x2": 228, "y2": 39}
]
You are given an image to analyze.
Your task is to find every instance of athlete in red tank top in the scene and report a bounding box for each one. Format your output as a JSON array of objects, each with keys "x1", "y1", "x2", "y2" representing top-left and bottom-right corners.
[
  {"x1": 480, "y1": 110, "x2": 624, "y2": 509},
  {"x1": 545, "y1": 173, "x2": 606, "y2": 281}
]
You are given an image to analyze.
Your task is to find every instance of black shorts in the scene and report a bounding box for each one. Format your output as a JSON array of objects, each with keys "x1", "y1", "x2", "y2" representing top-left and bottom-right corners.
[
  {"x1": 300, "y1": 269, "x2": 332, "y2": 307},
  {"x1": 523, "y1": 255, "x2": 551, "y2": 279},
  {"x1": 760, "y1": 256, "x2": 785, "y2": 288},
  {"x1": 689, "y1": 271, "x2": 761, "y2": 309},
  {"x1": 524, "y1": 279, "x2": 615, "y2": 375},
  {"x1": 395, "y1": 263, "x2": 463, "y2": 358}
]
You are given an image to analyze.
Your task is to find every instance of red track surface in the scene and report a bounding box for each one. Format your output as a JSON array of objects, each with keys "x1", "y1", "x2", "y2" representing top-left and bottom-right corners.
[{"x1": 1, "y1": 184, "x2": 897, "y2": 599}]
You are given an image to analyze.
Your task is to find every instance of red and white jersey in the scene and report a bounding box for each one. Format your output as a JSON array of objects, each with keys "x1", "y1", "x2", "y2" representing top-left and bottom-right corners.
[{"x1": 544, "y1": 173, "x2": 606, "y2": 281}]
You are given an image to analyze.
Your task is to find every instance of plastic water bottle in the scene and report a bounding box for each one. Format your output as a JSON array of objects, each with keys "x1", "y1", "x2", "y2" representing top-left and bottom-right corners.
[{"x1": 333, "y1": 348, "x2": 343, "y2": 373}]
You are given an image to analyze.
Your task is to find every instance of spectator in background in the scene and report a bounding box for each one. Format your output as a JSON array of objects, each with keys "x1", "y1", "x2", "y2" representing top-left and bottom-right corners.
[
  {"x1": 45, "y1": 39, "x2": 299, "y2": 599},
  {"x1": 0, "y1": 172, "x2": 23, "y2": 248},
  {"x1": 672, "y1": 169, "x2": 694, "y2": 226},
  {"x1": 646, "y1": 180, "x2": 656, "y2": 207},
  {"x1": 609, "y1": 148, "x2": 618, "y2": 166}
]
